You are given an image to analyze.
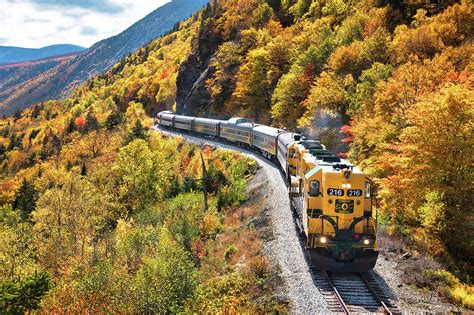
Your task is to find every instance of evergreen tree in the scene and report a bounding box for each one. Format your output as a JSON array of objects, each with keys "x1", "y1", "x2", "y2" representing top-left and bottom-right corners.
[
  {"x1": 0, "y1": 143, "x2": 5, "y2": 160},
  {"x1": 84, "y1": 112, "x2": 101, "y2": 132},
  {"x1": 65, "y1": 117, "x2": 77, "y2": 134},
  {"x1": 31, "y1": 104, "x2": 42, "y2": 119},
  {"x1": 7, "y1": 133, "x2": 22, "y2": 150},
  {"x1": 13, "y1": 109, "x2": 22, "y2": 121},
  {"x1": 12, "y1": 179, "x2": 37, "y2": 221},
  {"x1": 0, "y1": 272, "x2": 52, "y2": 313},
  {"x1": 127, "y1": 120, "x2": 147, "y2": 143},
  {"x1": 104, "y1": 110, "x2": 125, "y2": 130},
  {"x1": 81, "y1": 161, "x2": 87, "y2": 176}
]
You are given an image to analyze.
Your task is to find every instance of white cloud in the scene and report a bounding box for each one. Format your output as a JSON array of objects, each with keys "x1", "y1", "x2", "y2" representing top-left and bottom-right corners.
[{"x1": 0, "y1": 0, "x2": 170, "y2": 48}]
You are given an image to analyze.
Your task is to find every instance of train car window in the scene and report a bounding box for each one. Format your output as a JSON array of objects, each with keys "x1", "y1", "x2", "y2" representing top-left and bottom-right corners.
[
  {"x1": 309, "y1": 180, "x2": 320, "y2": 197},
  {"x1": 289, "y1": 149, "x2": 295, "y2": 158}
]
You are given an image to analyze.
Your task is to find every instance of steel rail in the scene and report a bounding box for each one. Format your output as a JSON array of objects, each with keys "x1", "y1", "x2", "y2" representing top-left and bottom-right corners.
[
  {"x1": 321, "y1": 270, "x2": 350, "y2": 315},
  {"x1": 359, "y1": 273, "x2": 393, "y2": 314}
]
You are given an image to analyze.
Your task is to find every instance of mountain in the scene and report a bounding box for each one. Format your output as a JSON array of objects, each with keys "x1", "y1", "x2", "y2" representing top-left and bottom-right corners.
[
  {"x1": 0, "y1": 44, "x2": 85, "y2": 65},
  {"x1": 0, "y1": 53, "x2": 80, "y2": 97},
  {"x1": 0, "y1": 0, "x2": 208, "y2": 115}
]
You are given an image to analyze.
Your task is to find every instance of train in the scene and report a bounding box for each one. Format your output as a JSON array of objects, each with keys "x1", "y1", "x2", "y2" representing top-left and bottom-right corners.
[{"x1": 155, "y1": 111, "x2": 379, "y2": 272}]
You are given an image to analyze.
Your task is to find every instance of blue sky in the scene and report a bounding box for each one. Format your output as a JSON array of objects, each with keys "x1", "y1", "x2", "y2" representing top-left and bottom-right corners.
[{"x1": 0, "y1": 0, "x2": 170, "y2": 48}]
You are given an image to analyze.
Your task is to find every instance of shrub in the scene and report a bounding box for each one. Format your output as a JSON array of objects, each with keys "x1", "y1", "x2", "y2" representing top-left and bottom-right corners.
[
  {"x1": 247, "y1": 256, "x2": 270, "y2": 280},
  {"x1": 224, "y1": 245, "x2": 238, "y2": 261},
  {"x1": 422, "y1": 269, "x2": 474, "y2": 309}
]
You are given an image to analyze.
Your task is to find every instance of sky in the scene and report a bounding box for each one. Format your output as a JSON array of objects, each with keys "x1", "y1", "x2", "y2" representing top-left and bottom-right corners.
[{"x1": 0, "y1": 0, "x2": 170, "y2": 48}]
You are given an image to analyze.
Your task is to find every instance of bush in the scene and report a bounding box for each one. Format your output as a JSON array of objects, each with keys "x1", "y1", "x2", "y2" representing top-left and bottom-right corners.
[
  {"x1": 422, "y1": 269, "x2": 474, "y2": 309},
  {"x1": 247, "y1": 256, "x2": 270, "y2": 280},
  {"x1": 449, "y1": 285, "x2": 474, "y2": 309}
]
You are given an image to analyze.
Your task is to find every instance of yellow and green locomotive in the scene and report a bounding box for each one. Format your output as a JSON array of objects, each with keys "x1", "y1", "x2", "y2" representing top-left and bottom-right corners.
[{"x1": 287, "y1": 139, "x2": 379, "y2": 272}]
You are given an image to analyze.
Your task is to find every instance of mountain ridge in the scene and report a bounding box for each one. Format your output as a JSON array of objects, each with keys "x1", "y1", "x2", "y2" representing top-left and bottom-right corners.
[
  {"x1": 0, "y1": 44, "x2": 86, "y2": 65},
  {"x1": 0, "y1": 0, "x2": 208, "y2": 115}
]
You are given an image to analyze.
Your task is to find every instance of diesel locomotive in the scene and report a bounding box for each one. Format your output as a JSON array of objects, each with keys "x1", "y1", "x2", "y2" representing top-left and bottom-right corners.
[{"x1": 156, "y1": 111, "x2": 379, "y2": 272}]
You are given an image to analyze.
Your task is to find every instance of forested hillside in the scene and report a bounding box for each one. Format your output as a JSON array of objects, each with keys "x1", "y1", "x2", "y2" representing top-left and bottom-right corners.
[
  {"x1": 0, "y1": 10, "x2": 284, "y2": 313},
  {"x1": 0, "y1": 0, "x2": 472, "y2": 311},
  {"x1": 175, "y1": 0, "x2": 473, "y2": 285},
  {"x1": 73, "y1": 0, "x2": 473, "y2": 284}
]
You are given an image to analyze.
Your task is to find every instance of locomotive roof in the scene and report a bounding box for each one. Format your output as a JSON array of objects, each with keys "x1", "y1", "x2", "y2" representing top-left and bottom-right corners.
[
  {"x1": 301, "y1": 140, "x2": 324, "y2": 149},
  {"x1": 295, "y1": 140, "x2": 359, "y2": 170}
]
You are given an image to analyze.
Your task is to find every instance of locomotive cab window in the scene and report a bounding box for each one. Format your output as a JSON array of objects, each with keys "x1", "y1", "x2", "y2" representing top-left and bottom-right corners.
[
  {"x1": 365, "y1": 182, "x2": 371, "y2": 199},
  {"x1": 309, "y1": 180, "x2": 320, "y2": 197}
]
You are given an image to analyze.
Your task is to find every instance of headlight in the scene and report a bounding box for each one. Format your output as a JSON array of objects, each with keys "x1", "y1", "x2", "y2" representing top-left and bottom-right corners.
[
  {"x1": 363, "y1": 239, "x2": 370, "y2": 245},
  {"x1": 320, "y1": 236, "x2": 327, "y2": 244}
]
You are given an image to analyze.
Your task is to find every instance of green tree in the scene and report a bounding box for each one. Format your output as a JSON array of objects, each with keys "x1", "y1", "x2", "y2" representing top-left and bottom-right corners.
[
  {"x1": 84, "y1": 111, "x2": 101, "y2": 132},
  {"x1": 12, "y1": 179, "x2": 37, "y2": 221},
  {"x1": 134, "y1": 228, "x2": 198, "y2": 313},
  {"x1": 0, "y1": 205, "x2": 37, "y2": 280},
  {"x1": 33, "y1": 171, "x2": 107, "y2": 272},
  {"x1": 127, "y1": 120, "x2": 147, "y2": 143},
  {"x1": 0, "y1": 272, "x2": 52, "y2": 314},
  {"x1": 104, "y1": 109, "x2": 125, "y2": 130},
  {"x1": 113, "y1": 139, "x2": 170, "y2": 215}
]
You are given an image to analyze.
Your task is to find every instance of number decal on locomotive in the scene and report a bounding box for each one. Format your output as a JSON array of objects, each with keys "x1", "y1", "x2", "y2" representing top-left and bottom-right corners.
[
  {"x1": 327, "y1": 188, "x2": 344, "y2": 196},
  {"x1": 347, "y1": 189, "x2": 363, "y2": 197}
]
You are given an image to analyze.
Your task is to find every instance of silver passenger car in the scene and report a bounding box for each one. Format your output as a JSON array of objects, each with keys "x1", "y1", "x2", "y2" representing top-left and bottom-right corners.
[
  {"x1": 220, "y1": 118, "x2": 254, "y2": 145},
  {"x1": 251, "y1": 125, "x2": 287, "y2": 157},
  {"x1": 193, "y1": 117, "x2": 221, "y2": 137},
  {"x1": 158, "y1": 111, "x2": 175, "y2": 127},
  {"x1": 173, "y1": 115, "x2": 195, "y2": 131}
]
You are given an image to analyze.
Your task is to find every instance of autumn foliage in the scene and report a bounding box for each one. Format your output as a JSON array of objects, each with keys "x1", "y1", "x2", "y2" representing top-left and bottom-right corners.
[{"x1": 0, "y1": 0, "x2": 472, "y2": 310}]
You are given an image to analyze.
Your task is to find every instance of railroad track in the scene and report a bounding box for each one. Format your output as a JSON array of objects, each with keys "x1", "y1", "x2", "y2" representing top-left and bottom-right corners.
[{"x1": 310, "y1": 267, "x2": 400, "y2": 314}]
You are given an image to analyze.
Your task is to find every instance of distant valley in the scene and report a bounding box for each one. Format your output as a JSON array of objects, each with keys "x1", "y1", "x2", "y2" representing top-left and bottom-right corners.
[{"x1": 0, "y1": 0, "x2": 208, "y2": 115}]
